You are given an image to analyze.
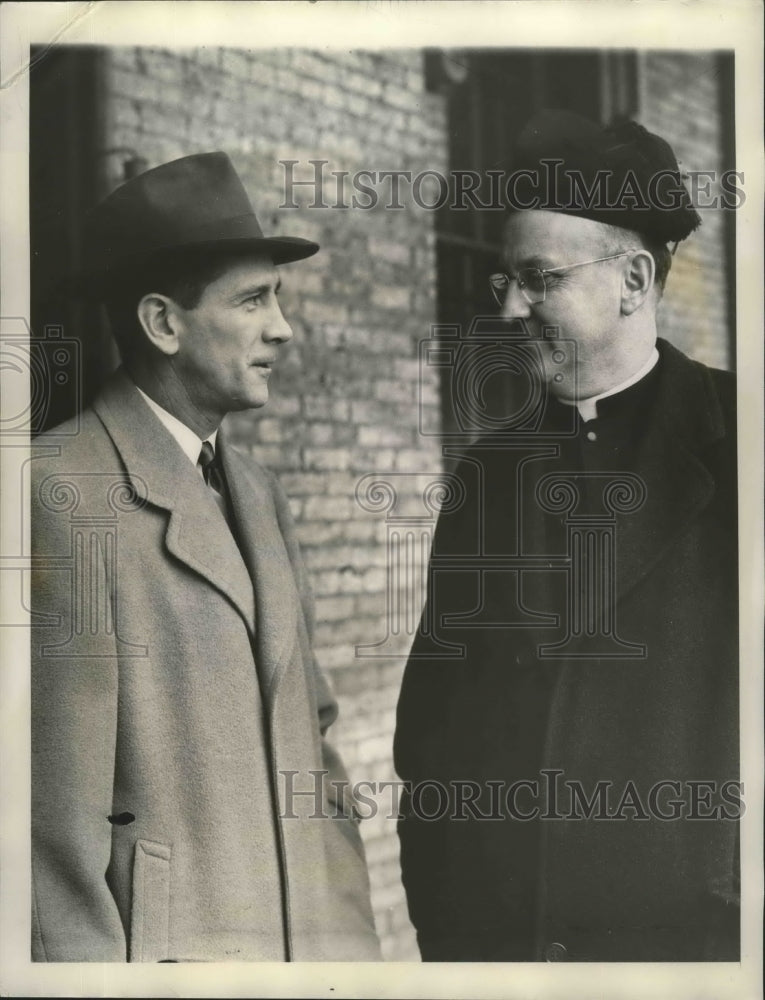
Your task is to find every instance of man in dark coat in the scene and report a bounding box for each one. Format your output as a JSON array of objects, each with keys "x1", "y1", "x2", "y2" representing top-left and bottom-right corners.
[
  {"x1": 31, "y1": 153, "x2": 381, "y2": 961},
  {"x1": 394, "y1": 111, "x2": 739, "y2": 962}
]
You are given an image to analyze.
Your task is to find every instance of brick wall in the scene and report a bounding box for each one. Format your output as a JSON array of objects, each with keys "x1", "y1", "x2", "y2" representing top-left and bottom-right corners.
[
  {"x1": 639, "y1": 52, "x2": 733, "y2": 370},
  {"x1": 103, "y1": 46, "x2": 448, "y2": 960}
]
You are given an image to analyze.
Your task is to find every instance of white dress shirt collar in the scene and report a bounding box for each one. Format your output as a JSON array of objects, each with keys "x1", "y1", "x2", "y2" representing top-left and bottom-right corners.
[{"x1": 135, "y1": 385, "x2": 218, "y2": 466}]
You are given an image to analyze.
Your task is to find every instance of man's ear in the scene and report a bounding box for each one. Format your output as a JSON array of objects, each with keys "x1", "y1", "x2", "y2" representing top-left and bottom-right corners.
[
  {"x1": 621, "y1": 250, "x2": 655, "y2": 316},
  {"x1": 136, "y1": 293, "x2": 182, "y2": 356}
]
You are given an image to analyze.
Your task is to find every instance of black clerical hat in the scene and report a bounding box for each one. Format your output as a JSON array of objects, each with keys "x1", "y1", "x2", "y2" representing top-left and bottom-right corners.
[{"x1": 508, "y1": 110, "x2": 701, "y2": 243}]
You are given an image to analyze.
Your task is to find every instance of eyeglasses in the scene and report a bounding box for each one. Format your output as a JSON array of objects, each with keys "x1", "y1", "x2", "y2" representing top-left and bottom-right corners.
[{"x1": 489, "y1": 251, "x2": 636, "y2": 307}]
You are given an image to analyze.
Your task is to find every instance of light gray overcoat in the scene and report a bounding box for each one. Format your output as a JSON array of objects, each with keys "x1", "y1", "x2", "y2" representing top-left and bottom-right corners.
[{"x1": 31, "y1": 370, "x2": 381, "y2": 962}]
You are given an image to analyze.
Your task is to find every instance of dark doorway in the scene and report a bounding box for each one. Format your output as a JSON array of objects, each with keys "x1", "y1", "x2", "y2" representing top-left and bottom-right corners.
[{"x1": 29, "y1": 45, "x2": 115, "y2": 433}]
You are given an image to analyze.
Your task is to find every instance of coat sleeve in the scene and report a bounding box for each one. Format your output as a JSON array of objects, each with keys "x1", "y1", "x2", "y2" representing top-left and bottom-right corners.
[
  {"x1": 30, "y1": 471, "x2": 126, "y2": 961},
  {"x1": 268, "y1": 471, "x2": 381, "y2": 959}
]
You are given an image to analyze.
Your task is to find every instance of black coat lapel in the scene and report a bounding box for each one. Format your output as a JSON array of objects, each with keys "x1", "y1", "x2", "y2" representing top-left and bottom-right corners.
[{"x1": 610, "y1": 339, "x2": 726, "y2": 603}]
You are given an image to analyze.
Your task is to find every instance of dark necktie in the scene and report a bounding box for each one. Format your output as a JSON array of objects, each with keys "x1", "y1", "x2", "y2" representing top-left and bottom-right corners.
[
  {"x1": 197, "y1": 440, "x2": 250, "y2": 563},
  {"x1": 198, "y1": 440, "x2": 227, "y2": 497}
]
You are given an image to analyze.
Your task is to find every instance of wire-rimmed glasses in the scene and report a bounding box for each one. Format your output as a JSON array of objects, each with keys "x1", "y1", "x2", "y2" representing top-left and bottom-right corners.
[{"x1": 489, "y1": 251, "x2": 635, "y2": 307}]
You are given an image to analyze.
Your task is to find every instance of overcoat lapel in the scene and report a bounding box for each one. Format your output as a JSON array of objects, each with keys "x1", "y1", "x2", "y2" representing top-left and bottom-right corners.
[
  {"x1": 609, "y1": 340, "x2": 724, "y2": 603},
  {"x1": 93, "y1": 370, "x2": 256, "y2": 633},
  {"x1": 218, "y1": 435, "x2": 300, "y2": 700}
]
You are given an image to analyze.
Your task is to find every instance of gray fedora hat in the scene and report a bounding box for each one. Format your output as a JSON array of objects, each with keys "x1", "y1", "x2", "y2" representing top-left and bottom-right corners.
[{"x1": 81, "y1": 151, "x2": 319, "y2": 284}]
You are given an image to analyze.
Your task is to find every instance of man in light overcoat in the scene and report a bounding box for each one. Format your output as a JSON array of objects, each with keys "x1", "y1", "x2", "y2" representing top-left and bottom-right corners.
[{"x1": 31, "y1": 153, "x2": 381, "y2": 962}]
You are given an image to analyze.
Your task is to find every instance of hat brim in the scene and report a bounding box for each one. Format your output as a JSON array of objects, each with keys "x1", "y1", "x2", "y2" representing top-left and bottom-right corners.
[{"x1": 65, "y1": 235, "x2": 320, "y2": 300}]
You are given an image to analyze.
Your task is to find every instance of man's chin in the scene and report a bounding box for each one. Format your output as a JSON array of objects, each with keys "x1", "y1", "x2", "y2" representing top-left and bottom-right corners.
[
  {"x1": 544, "y1": 367, "x2": 580, "y2": 402},
  {"x1": 231, "y1": 390, "x2": 270, "y2": 412}
]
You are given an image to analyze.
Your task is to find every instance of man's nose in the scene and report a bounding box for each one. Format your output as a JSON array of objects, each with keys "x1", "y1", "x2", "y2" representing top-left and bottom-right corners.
[
  {"x1": 500, "y1": 279, "x2": 532, "y2": 320},
  {"x1": 264, "y1": 300, "x2": 293, "y2": 343}
]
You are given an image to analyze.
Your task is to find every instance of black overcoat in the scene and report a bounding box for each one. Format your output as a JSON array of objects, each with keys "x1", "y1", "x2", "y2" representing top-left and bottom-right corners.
[{"x1": 394, "y1": 339, "x2": 739, "y2": 961}]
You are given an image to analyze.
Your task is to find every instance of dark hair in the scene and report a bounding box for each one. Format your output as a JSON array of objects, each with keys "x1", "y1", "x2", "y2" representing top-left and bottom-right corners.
[
  {"x1": 103, "y1": 246, "x2": 258, "y2": 361},
  {"x1": 592, "y1": 221, "x2": 672, "y2": 297}
]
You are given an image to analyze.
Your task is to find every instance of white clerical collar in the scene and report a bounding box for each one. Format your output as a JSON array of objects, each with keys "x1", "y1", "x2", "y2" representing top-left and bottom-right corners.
[
  {"x1": 135, "y1": 385, "x2": 218, "y2": 466},
  {"x1": 559, "y1": 347, "x2": 660, "y2": 422}
]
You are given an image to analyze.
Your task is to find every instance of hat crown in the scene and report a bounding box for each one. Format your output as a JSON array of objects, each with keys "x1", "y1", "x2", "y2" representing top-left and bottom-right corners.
[
  {"x1": 80, "y1": 151, "x2": 318, "y2": 283},
  {"x1": 84, "y1": 153, "x2": 263, "y2": 267},
  {"x1": 119, "y1": 152, "x2": 252, "y2": 226},
  {"x1": 511, "y1": 109, "x2": 700, "y2": 243}
]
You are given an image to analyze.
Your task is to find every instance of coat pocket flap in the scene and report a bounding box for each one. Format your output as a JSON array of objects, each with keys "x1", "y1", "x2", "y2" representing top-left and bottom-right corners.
[{"x1": 129, "y1": 839, "x2": 171, "y2": 962}]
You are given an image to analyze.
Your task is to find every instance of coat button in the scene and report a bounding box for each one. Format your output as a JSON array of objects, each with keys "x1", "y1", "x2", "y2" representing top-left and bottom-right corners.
[{"x1": 545, "y1": 941, "x2": 568, "y2": 962}]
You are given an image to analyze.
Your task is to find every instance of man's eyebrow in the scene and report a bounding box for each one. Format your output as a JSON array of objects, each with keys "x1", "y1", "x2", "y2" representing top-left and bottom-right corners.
[
  {"x1": 232, "y1": 277, "x2": 281, "y2": 299},
  {"x1": 506, "y1": 254, "x2": 556, "y2": 271}
]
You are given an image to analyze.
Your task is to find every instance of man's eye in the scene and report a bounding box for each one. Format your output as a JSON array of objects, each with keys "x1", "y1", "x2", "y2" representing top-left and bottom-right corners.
[{"x1": 243, "y1": 294, "x2": 264, "y2": 307}]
